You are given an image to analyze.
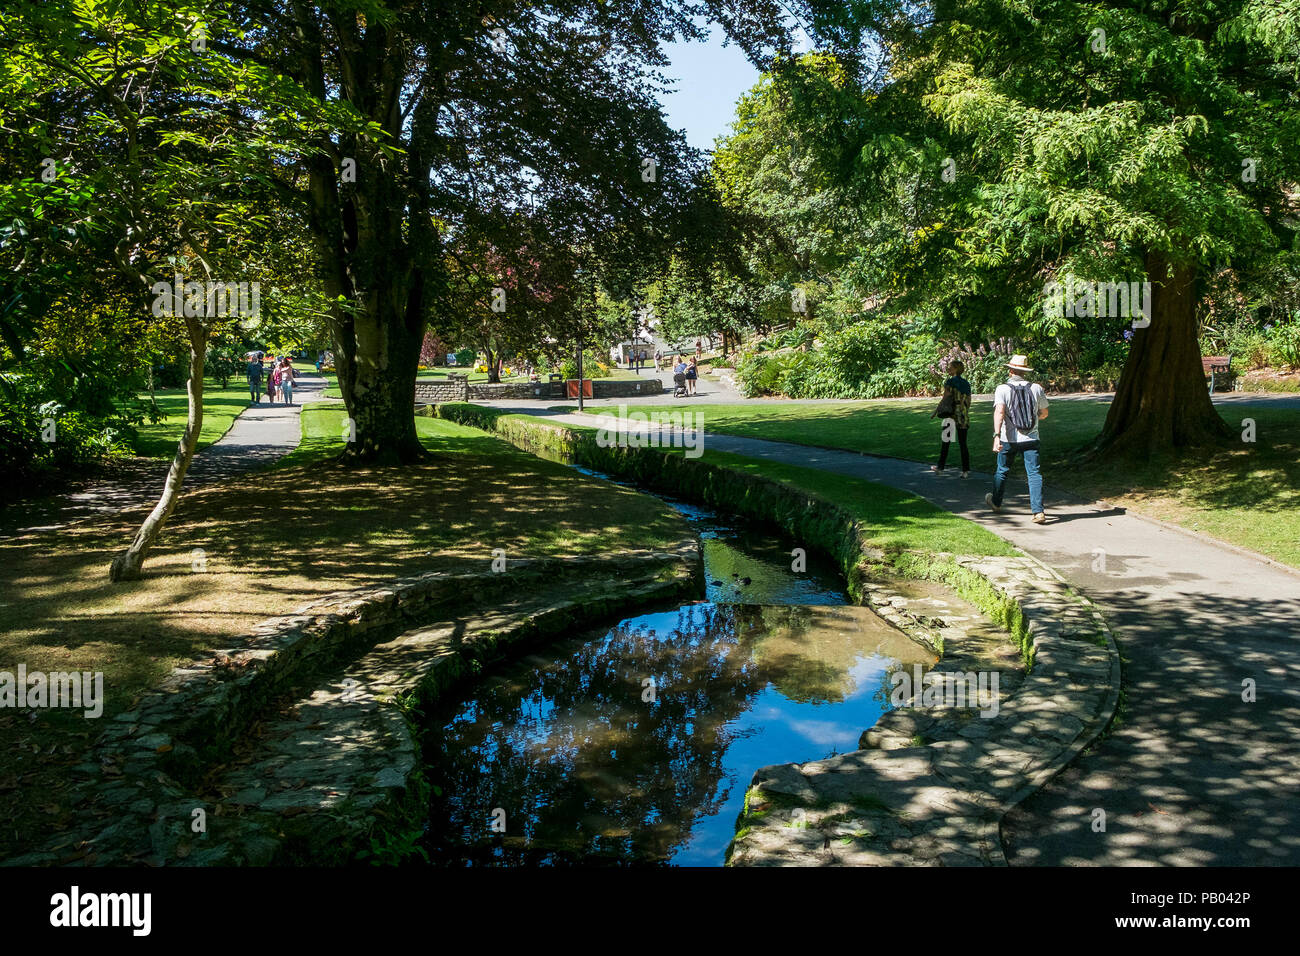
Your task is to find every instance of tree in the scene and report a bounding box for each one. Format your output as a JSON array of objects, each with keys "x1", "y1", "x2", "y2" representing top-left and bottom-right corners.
[
  {"x1": 800, "y1": 0, "x2": 1300, "y2": 457},
  {"x1": 198, "y1": 1, "x2": 798, "y2": 463},
  {"x1": 2, "y1": 0, "x2": 298, "y2": 579}
]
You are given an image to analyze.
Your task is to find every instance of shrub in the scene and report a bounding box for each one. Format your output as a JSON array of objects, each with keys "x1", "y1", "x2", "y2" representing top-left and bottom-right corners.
[
  {"x1": 775, "y1": 350, "x2": 818, "y2": 396},
  {"x1": 558, "y1": 350, "x2": 612, "y2": 380},
  {"x1": 1202, "y1": 316, "x2": 1272, "y2": 368},
  {"x1": 0, "y1": 398, "x2": 42, "y2": 478},
  {"x1": 935, "y1": 338, "x2": 1017, "y2": 394},
  {"x1": 1266, "y1": 319, "x2": 1300, "y2": 370},
  {"x1": 866, "y1": 335, "x2": 942, "y2": 397},
  {"x1": 737, "y1": 352, "x2": 781, "y2": 397},
  {"x1": 0, "y1": 392, "x2": 132, "y2": 496},
  {"x1": 818, "y1": 322, "x2": 899, "y2": 389}
]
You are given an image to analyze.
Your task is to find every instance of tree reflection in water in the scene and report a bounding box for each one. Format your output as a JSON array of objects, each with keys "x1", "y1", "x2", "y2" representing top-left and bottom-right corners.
[{"x1": 423, "y1": 600, "x2": 931, "y2": 867}]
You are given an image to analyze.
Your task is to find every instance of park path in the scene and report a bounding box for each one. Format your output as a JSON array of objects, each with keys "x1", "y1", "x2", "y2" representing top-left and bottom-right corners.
[
  {"x1": 0, "y1": 372, "x2": 328, "y2": 540},
  {"x1": 500, "y1": 405, "x2": 1300, "y2": 866}
]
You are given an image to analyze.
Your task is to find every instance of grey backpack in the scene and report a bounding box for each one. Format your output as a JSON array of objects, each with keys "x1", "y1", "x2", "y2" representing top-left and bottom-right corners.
[{"x1": 1006, "y1": 382, "x2": 1038, "y2": 433}]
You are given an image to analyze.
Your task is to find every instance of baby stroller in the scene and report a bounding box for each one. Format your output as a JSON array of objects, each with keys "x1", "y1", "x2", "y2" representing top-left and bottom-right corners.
[{"x1": 672, "y1": 372, "x2": 689, "y2": 398}]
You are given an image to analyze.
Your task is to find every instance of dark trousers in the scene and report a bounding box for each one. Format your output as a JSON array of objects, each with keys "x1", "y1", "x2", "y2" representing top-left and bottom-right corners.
[{"x1": 938, "y1": 425, "x2": 970, "y2": 471}]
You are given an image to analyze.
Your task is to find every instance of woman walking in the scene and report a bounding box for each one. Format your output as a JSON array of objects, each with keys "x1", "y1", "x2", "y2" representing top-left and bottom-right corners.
[
  {"x1": 686, "y1": 356, "x2": 699, "y2": 396},
  {"x1": 930, "y1": 359, "x2": 972, "y2": 477},
  {"x1": 266, "y1": 360, "x2": 278, "y2": 405},
  {"x1": 278, "y1": 359, "x2": 296, "y2": 405}
]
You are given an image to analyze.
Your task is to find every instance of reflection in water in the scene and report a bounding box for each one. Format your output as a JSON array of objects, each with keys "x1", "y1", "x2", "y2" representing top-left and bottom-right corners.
[
  {"x1": 422, "y1": 486, "x2": 936, "y2": 866},
  {"x1": 423, "y1": 601, "x2": 934, "y2": 866}
]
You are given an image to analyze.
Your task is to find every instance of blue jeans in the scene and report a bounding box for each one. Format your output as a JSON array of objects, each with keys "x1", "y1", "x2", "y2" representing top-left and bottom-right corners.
[{"x1": 992, "y1": 441, "x2": 1043, "y2": 514}]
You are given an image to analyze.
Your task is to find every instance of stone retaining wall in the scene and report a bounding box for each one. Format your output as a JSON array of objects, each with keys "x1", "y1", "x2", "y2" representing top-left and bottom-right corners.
[
  {"x1": 414, "y1": 377, "x2": 663, "y2": 404},
  {"x1": 728, "y1": 555, "x2": 1118, "y2": 865},
  {"x1": 414, "y1": 379, "x2": 468, "y2": 402},
  {"x1": 7, "y1": 548, "x2": 698, "y2": 866}
]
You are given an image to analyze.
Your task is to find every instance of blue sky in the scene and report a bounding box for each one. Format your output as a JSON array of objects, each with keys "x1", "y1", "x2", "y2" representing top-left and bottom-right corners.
[{"x1": 659, "y1": 29, "x2": 761, "y2": 153}]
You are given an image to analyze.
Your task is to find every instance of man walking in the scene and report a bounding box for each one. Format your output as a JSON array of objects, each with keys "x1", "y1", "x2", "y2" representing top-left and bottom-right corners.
[
  {"x1": 246, "y1": 351, "x2": 264, "y2": 404},
  {"x1": 986, "y1": 354, "x2": 1050, "y2": 524}
]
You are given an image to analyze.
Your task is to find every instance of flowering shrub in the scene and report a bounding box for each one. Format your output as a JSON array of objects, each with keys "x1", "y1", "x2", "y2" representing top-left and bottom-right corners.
[{"x1": 934, "y1": 338, "x2": 1018, "y2": 393}]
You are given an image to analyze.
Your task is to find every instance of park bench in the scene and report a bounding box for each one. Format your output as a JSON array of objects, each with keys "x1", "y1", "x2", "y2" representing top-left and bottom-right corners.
[{"x1": 1202, "y1": 354, "x2": 1234, "y2": 394}]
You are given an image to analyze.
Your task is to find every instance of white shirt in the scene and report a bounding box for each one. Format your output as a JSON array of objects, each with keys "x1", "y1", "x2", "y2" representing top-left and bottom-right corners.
[{"x1": 994, "y1": 376, "x2": 1049, "y2": 443}]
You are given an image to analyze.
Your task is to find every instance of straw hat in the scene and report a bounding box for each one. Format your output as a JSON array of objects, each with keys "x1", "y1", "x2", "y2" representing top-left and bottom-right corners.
[{"x1": 1007, "y1": 354, "x2": 1034, "y2": 373}]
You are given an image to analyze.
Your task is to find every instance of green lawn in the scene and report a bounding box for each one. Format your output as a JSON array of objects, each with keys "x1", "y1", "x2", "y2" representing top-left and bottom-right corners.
[
  {"x1": 442, "y1": 406, "x2": 1019, "y2": 560},
  {"x1": 1, "y1": 402, "x2": 688, "y2": 860},
  {"x1": 696, "y1": 449, "x2": 1018, "y2": 558},
  {"x1": 131, "y1": 379, "x2": 251, "y2": 458},
  {"x1": 570, "y1": 398, "x2": 1300, "y2": 568}
]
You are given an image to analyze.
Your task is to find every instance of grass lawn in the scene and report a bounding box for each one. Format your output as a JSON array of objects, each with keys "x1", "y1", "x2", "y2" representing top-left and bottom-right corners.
[
  {"x1": 694, "y1": 449, "x2": 1018, "y2": 558},
  {"x1": 569, "y1": 398, "x2": 1300, "y2": 568},
  {"x1": 458, "y1": 408, "x2": 1018, "y2": 559},
  {"x1": 0, "y1": 404, "x2": 689, "y2": 859},
  {"x1": 132, "y1": 379, "x2": 251, "y2": 458}
]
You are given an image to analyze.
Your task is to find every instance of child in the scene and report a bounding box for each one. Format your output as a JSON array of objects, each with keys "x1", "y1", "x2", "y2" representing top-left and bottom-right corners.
[{"x1": 930, "y1": 360, "x2": 972, "y2": 477}]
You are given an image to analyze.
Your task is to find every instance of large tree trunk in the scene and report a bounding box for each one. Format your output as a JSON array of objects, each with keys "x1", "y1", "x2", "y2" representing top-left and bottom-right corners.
[
  {"x1": 300, "y1": 19, "x2": 428, "y2": 467},
  {"x1": 110, "y1": 318, "x2": 206, "y2": 582},
  {"x1": 306, "y1": 151, "x2": 427, "y2": 465},
  {"x1": 334, "y1": 292, "x2": 426, "y2": 465},
  {"x1": 1093, "y1": 252, "x2": 1231, "y2": 458}
]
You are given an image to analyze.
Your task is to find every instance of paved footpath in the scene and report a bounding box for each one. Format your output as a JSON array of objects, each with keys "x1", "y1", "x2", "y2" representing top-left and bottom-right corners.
[
  {"x1": 504, "y1": 406, "x2": 1300, "y2": 866},
  {"x1": 1, "y1": 372, "x2": 328, "y2": 539}
]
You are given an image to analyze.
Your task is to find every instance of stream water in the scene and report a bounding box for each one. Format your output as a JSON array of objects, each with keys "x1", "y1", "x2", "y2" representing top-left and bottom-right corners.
[{"x1": 420, "y1": 495, "x2": 940, "y2": 866}]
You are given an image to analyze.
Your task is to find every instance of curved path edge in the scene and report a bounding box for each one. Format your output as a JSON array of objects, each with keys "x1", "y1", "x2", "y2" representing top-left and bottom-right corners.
[
  {"x1": 727, "y1": 551, "x2": 1120, "y2": 866},
  {"x1": 2, "y1": 545, "x2": 699, "y2": 866}
]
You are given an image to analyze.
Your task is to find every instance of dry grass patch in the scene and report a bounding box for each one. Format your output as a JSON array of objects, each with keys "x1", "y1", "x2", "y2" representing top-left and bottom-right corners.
[{"x1": 0, "y1": 416, "x2": 688, "y2": 858}]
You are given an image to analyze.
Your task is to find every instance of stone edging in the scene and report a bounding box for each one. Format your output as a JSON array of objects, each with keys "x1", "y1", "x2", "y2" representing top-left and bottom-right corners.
[
  {"x1": 6, "y1": 546, "x2": 698, "y2": 866},
  {"x1": 727, "y1": 553, "x2": 1119, "y2": 866}
]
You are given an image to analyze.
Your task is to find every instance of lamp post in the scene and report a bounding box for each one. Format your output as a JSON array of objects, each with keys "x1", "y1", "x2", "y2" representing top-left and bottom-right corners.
[
  {"x1": 630, "y1": 296, "x2": 641, "y2": 373},
  {"x1": 574, "y1": 265, "x2": 585, "y2": 412}
]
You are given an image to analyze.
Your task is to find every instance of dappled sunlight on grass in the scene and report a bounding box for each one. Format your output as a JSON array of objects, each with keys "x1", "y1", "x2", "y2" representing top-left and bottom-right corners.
[{"x1": 0, "y1": 412, "x2": 690, "y2": 856}]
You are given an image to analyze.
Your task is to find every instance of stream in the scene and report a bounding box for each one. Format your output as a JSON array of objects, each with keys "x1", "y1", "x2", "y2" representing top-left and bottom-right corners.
[{"x1": 420, "y1": 494, "x2": 942, "y2": 866}]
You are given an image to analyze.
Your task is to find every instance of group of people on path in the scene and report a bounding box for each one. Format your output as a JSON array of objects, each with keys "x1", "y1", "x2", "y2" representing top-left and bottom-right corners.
[
  {"x1": 654, "y1": 339, "x2": 705, "y2": 373},
  {"x1": 245, "y1": 352, "x2": 298, "y2": 406},
  {"x1": 672, "y1": 354, "x2": 700, "y2": 396},
  {"x1": 931, "y1": 353, "x2": 1050, "y2": 524}
]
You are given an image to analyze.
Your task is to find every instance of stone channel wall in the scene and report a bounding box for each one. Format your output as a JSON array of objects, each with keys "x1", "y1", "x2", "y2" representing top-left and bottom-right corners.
[
  {"x1": 729, "y1": 555, "x2": 1118, "y2": 865},
  {"x1": 432, "y1": 403, "x2": 1122, "y2": 867},
  {"x1": 414, "y1": 377, "x2": 663, "y2": 404},
  {"x1": 8, "y1": 549, "x2": 698, "y2": 866}
]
